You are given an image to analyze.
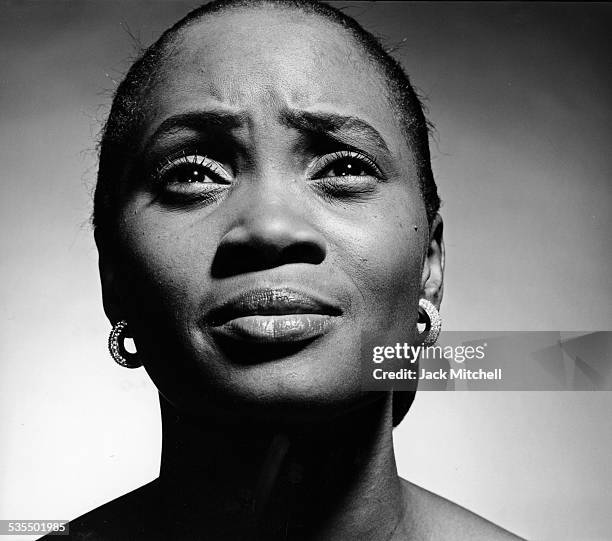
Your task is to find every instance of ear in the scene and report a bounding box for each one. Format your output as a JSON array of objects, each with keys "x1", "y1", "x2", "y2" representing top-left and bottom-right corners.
[
  {"x1": 420, "y1": 213, "x2": 445, "y2": 309},
  {"x1": 95, "y1": 228, "x2": 123, "y2": 325}
]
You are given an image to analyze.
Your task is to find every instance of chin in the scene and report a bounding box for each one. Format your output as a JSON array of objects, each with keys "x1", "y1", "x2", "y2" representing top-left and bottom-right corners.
[{"x1": 154, "y1": 348, "x2": 378, "y2": 426}]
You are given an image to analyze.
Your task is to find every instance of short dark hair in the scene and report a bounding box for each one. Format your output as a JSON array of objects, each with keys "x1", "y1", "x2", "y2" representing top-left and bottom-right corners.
[{"x1": 94, "y1": 0, "x2": 439, "y2": 426}]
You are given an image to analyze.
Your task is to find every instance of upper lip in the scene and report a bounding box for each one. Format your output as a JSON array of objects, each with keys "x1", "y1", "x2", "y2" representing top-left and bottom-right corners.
[{"x1": 207, "y1": 287, "x2": 343, "y2": 326}]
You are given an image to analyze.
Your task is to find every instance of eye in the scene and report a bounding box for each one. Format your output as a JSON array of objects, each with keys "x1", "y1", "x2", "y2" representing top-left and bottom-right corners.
[
  {"x1": 154, "y1": 151, "x2": 232, "y2": 187},
  {"x1": 308, "y1": 150, "x2": 384, "y2": 202},
  {"x1": 311, "y1": 150, "x2": 382, "y2": 180}
]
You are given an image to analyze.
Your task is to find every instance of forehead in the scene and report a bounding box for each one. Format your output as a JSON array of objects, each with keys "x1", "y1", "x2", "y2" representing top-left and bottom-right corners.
[{"x1": 144, "y1": 7, "x2": 405, "y2": 153}]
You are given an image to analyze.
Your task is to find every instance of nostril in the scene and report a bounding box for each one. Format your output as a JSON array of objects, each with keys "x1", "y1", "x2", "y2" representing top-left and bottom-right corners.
[
  {"x1": 211, "y1": 237, "x2": 326, "y2": 278},
  {"x1": 211, "y1": 242, "x2": 257, "y2": 277},
  {"x1": 280, "y1": 241, "x2": 325, "y2": 266}
]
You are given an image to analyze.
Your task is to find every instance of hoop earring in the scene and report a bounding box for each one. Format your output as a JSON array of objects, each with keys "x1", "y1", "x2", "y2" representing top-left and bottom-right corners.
[
  {"x1": 108, "y1": 320, "x2": 141, "y2": 369},
  {"x1": 418, "y1": 299, "x2": 442, "y2": 346}
]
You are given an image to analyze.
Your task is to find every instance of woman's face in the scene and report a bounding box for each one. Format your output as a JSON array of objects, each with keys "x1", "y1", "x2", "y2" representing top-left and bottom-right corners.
[{"x1": 103, "y1": 7, "x2": 434, "y2": 423}]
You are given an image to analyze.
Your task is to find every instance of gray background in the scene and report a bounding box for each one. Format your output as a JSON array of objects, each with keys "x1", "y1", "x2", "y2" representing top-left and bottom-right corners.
[{"x1": 1, "y1": 2, "x2": 611, "y2": 539}]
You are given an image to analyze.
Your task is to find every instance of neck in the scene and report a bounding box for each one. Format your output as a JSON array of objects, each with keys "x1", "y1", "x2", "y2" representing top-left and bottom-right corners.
[{"x1": 156, "y1": 395, "x2": 406, "y2": 541}]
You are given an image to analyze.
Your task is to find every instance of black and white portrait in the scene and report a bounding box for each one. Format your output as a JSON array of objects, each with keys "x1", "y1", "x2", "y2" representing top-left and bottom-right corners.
[{"x1": 1, "y1": 2, "x2": 611, "y2": 540}]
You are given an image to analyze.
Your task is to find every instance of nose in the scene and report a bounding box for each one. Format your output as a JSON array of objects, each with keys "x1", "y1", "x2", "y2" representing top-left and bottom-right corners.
[{"x1": 211, "y1": 197, "x2": 327, "y2": 277}]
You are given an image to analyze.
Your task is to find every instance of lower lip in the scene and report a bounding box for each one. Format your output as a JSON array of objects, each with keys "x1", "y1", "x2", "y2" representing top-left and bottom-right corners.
[{"x1": 213, "y1": 314, "x2": 336, "y2": 343}]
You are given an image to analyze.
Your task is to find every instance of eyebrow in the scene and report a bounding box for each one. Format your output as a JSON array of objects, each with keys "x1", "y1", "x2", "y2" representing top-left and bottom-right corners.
[
  {"x1": 142, "y1": 109, "x2": 248, "y2": 154},
  {"x1": 279, "y1": 108, "x2": 392, "y2": 156},
  {"x1": 141, "y1": 107, "x2": 392, "y2": 158}
]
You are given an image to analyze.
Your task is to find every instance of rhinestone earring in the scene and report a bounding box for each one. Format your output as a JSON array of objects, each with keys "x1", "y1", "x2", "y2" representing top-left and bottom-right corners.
[
  {"x1": 418, "y1": 299, "x2": 442, "y2": 346},
  {"x1": 108, "y1": 320, "x2": 141, "y2": 368}
]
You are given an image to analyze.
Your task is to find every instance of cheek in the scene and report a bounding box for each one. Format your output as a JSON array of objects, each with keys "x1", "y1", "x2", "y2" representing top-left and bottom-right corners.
[
  {"x1": 114, "y1": 208, "x2": 230, "y2": 407},
  {"x1": 327, "y1": 187, "x2": 427, "y2": 324},
  {"x1": 116, "y1": 208, "x2": 219, "y2": 322}
]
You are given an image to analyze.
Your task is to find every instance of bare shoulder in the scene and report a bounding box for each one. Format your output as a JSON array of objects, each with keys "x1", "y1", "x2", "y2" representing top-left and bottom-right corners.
[
  {"x1": 400, "y1": 478, "x2": 525, "y2": 540},
  {"x1": 38, "y1": 480, "x2": 162, "y2": 541}
]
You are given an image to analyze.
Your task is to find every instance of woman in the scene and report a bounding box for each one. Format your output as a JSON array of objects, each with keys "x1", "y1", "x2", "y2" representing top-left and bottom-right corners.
[{"x1": 55, "y1": 1, "x2": 522, "y2": 539}]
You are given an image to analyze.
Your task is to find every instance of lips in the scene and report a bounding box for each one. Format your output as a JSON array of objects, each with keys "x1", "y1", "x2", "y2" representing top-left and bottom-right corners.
[{"x1": 207, "y1": 287, "x2": 342, "y2": 343}]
